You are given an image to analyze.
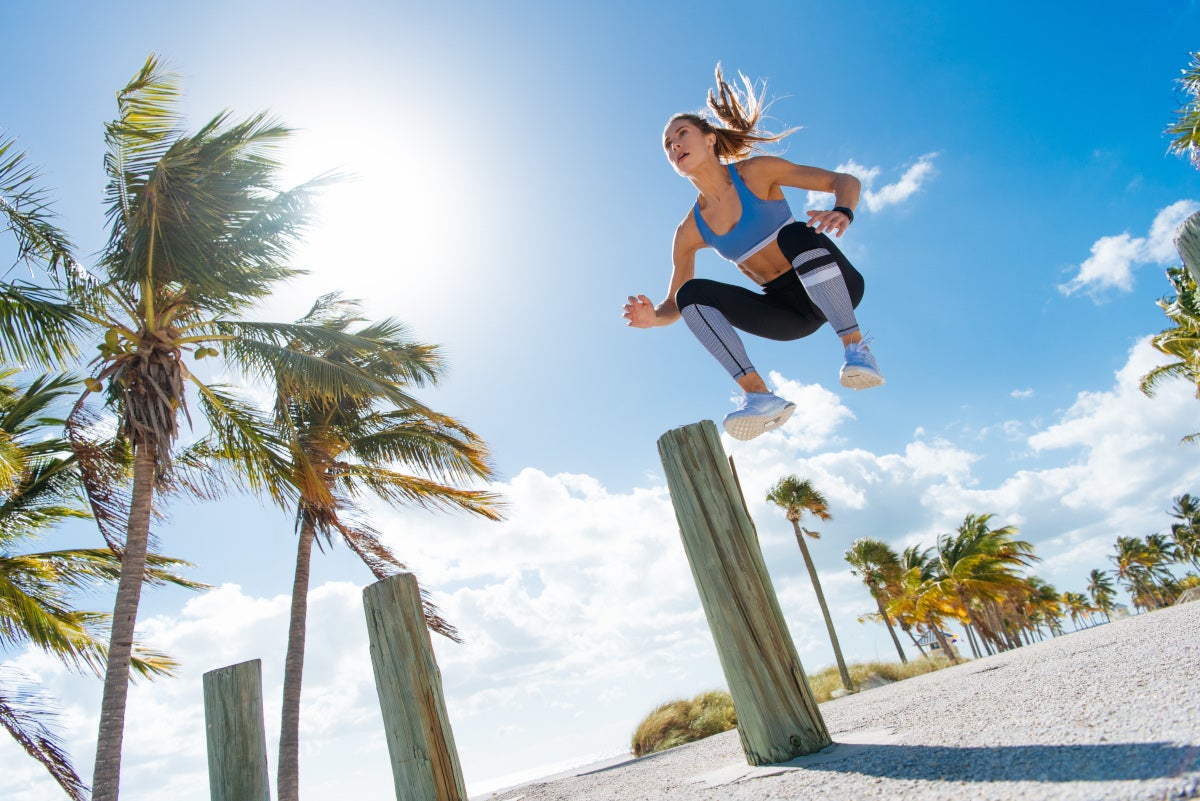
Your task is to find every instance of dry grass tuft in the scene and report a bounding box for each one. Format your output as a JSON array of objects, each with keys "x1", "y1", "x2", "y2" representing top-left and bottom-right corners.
[{"x1": 630, "y1": 690, "x2": 736, "y2": 757}]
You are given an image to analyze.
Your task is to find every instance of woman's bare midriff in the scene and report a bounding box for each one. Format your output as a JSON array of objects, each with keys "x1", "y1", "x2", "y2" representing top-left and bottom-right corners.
[{"x1": 735, "y1": 239, "x2": 793, "y2": 285}]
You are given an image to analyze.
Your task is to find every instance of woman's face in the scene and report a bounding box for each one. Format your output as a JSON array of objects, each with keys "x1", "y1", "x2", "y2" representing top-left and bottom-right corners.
[{"x1": 663, "y1": 119, "x2": 714, "y2": 176}]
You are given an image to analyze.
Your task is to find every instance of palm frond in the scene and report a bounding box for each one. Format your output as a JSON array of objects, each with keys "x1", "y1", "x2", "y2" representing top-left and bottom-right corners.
[
  {"x1": 329, "y1": 516, "x2": 461, "y2": 642},
  {"x1": 0, "y1": 667, "x2": 88, "y2": 801},
  {"x1": 191, "y1": 382, "x2": 299, "y2": 507},
  {"x1": 0, "y1": 134, "x2": 79, "y2": 284},
  {"x1": 0, "y1": 282, "x2": 85, "y2": 368},
  {"x1": 340, "y1": 464, "x2": 502, "y2": 520}
]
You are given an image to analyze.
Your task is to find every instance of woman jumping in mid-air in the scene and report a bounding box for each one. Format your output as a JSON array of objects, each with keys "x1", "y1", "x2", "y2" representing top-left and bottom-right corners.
[{"x1": 623, "y1": 67, "x2": 883, "y2": 441}]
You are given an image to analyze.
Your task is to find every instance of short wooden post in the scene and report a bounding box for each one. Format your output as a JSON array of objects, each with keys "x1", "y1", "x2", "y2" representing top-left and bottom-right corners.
[
  {"x1": 202, "y1": 659, "x2": 271, "y2": 801},
  {"x1": 1177, "y1": 210, "x2": 1200, "y2": 284},
  {"x1": 363, "y1": 573, "x2": 467, "y2": 801},
  {"x1": 658, "y1": 420, "x2": 831, "y2": 765}
]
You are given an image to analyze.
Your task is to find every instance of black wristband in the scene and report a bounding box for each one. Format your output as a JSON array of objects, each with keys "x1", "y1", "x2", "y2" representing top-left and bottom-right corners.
[{"x1": 833, "y1": 206, "x2": 855, "y2": 223}]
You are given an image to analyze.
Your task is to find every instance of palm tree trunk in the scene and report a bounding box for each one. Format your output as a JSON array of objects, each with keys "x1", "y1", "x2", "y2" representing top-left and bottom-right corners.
[
  {"x1": 871, "y1": 590, "x2": 906, "y2": 663},
  {"x1": 963, "y1": 623, "x2": 982, "y2": 658},
  {"x1": 91, "y1": 445, "x2": 156, "y2": 801},
  {"x1": 930, "y1": 626, "x2": 960, "y2": 665},
  {"x1": 904, "y1": 626, "x2": 929, "y2": 658},
  {"x1": 278, "y1": 514, "x2": 317, "y2": 801},
  {"x1": 794, "y1": 524, "x2": 853, "y2": 691}
]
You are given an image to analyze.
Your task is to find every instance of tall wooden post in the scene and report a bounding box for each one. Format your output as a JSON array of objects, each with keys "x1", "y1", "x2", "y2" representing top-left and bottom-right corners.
[
  {"x1": 202, "y1": 659, "x2": 271, "y2": 801},
  {"x1": 363, "y1": 573, "x2": 467, "y2": 801},
  {"x1": 1177, "y1": 210, "x2": 1200, "y2": 284},
  {"x1": 658, "y1": 420, "x2": 831, "y2": 765}
]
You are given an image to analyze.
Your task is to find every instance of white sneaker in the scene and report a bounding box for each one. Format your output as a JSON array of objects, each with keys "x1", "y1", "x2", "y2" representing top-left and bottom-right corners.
[
  {"x1": 840, "y1": 338, "x2": 885, "y2": 390},
  {"x1": 722, "y1": 392, "x2": 796, "y2": 441}
]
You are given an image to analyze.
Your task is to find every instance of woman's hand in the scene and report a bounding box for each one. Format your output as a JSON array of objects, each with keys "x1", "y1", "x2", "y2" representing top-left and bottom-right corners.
[
  {"x1": 805, "y1": 208, "x2": 852, "y2": 238},
  {"x1": 623, "y1": 294, "x2": 657, "y2": 328}
]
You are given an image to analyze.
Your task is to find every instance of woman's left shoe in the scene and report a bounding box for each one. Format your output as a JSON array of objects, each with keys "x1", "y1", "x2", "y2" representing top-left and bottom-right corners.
[
  {"x1": 840, "y1": 339, "x2": 885, "y2": 390},
  {"x1": 723, "y1": 392, "x2": 796, "y2": 440}
]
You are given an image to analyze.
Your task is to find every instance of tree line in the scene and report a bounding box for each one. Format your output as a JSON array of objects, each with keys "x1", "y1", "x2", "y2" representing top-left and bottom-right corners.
[
  {"x1": 843, "y1": 501, "x2": 1200, "y2": 667},
  {"x1": 1, "y1": 56, "x2": 502, "y2": 801}
]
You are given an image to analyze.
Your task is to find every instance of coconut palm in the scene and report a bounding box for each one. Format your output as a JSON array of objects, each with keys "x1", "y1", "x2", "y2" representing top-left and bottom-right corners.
[
  {"x1": 886, "y1": 555, "x2": 961, "y2": 665},
  {"x1": 928, "y1": 514, "x2": 1038, "y2": 654},
  {"x1": 247, "y1": 295, "x2": 503, "y2": 801},
  {"x1": 1167, "y1": 494, "x2": 1200, "y2": 572},
  {"x1": 41, "y1": 56, "x2": 382, "y2": 800},
  {"x1": 1060, "y1": 591, "x2": 1094, "y2": 631},
  {"x1": 844, "y1": 538, "x2": 906, "y2": 663},
  {"x1": 1141, "y1": 267, "x2": 1200, "y2": 444},
  {"x1": 0, "y1": 369, "x2": 197, "y2": 799},
  {"x1": 766, "y1": 476, "x2": 853, "y2": 691},
  {"x1": 1166, "y1": 51, "x2": 1200, "y2": 170},
  {"x1": 1085, "y1": 569, "x2": 1117, "y2": 622},
  {"x1": 1023, "y1": 576, "x2": 1064, "y2": 639},
  {"x1": 1110, "y1": 536, "x2": 1176, "y2": 611},
  {"x1": 0, "y1": 133, "x2": 87, "y2": 370}
]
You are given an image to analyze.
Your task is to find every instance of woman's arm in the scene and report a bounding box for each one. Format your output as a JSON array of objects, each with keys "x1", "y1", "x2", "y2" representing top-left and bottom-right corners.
[
  {"x1": 746, "y1": 156, "x2": 862, "y2": 238},
  {"x1": 624, "y1": 217, "x2": 703, "y2": 328}
]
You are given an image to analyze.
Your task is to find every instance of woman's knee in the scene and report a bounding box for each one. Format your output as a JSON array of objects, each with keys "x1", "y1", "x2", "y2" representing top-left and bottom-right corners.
[{"x1": 675, "y1": 278, "x2": 720, "y2": 310}]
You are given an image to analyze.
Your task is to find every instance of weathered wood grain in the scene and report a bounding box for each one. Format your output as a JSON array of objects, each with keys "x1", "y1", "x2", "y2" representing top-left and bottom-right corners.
[
  {"x1": 202, "y1": 659, "x2": 271, "y2": 801},
  {"x1": 364, "y1": 573, "x2": 467, "y2": 801},
  {"x1": 658, "y1": 420, "x2": 831, "y2": 765}
]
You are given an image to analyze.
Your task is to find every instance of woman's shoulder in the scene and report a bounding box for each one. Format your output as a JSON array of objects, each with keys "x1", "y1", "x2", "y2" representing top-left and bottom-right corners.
[{"x1": 735, "y1": 154, "x2": 802, "y2": 178}]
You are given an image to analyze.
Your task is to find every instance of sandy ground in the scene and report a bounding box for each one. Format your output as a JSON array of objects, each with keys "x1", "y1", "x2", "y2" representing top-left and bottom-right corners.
[{"x1": 474, "y1": 599, "x2": 1200, "y2": 801}]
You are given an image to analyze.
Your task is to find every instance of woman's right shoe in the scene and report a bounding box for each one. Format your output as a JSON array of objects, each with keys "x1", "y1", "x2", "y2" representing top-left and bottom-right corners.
[
  {"x1": 722, "y1": 392, "x2": 797, "y2": 440},
  {"x1": 840, "y1": 339, "x2": 885, "y2": 390}
]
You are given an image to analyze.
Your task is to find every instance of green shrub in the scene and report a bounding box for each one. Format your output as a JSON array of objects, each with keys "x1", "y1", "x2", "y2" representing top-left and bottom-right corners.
[{"x1": 630, "y1": 690, "x2": 736, "y2": 757}]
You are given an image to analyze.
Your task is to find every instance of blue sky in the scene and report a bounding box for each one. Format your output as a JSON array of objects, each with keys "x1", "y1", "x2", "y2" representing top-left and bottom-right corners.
[{"x1": 3, "y1": 1, "x2": 1200, "y2": 798}]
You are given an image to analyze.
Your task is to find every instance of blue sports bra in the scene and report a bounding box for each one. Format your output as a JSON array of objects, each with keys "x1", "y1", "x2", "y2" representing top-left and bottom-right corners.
[{"x1": 693, "y1": 163, "x2": 795, "y2": 263}]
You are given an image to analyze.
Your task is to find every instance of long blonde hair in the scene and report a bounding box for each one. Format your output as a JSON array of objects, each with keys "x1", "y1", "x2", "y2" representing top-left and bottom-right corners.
[{"x1": 669, "y1": 65, "x2": 798, "y2": 162}]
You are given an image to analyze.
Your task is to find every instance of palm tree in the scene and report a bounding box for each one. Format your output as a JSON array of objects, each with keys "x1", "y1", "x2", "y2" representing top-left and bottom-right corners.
[
  {"x1": 1024, "y1": 576, "x2": 1065, "y2": 639},
  {"x1": 844, "y1": 538, "x2": 906, "y2": 663},
  {"x1": 890, "y1": 545, "x2": 938, "y2": 657},
  {"x1": 929, "y1": 514, "x2": 1038, "y2": 655},
  {"x1": 1141, "y1": 267, "x2": 1200, "y2": 444},
  {"x1": 1166, "y1": 51, "x2": 1200, "y2": 170},
  {"x1": 0, "y1": 369, "x2": 197, "y2": 799},
  {"x1": 41, "y1": 56, "x2": 372, "y2": 800},
  {"x1": 250, "y1": 295, "x2": 503, "y2": 801},
  {"x1": 1060, "y1": 591, "x2": 1094, "y2": 631},
  {"x1": 1168, "y1": 494, "x2": 1200, "y2": 572},
  {"x1": 1085, "y1": 569, "x2": 1117, "y2": 622},
  {"x1": 766, "y1": 475, "x2": 853, "y2": 691},
  {"x1": 886, "y1": 555, "x2": 961, "y2": 665}
]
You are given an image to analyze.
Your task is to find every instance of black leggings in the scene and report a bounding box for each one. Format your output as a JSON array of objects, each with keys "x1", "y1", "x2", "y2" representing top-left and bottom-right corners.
[{"x1": 675, "y1": 222, "x2": 865, "y2": 378}]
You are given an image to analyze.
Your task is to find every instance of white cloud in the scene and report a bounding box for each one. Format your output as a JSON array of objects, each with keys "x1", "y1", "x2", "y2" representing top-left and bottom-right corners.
[
  {"x1": 6, "y1": 340, "x2": 1200, "y2": 801},
  {"x1": 804, "y1": 154, "x2": 938, "y2": 214},
  {"x1": 1059, "y1": 199, "x2": 1200, "y2": 298},
  {"x1": 1011, "y1": 388, "x2": 1034, "y2": 399}
]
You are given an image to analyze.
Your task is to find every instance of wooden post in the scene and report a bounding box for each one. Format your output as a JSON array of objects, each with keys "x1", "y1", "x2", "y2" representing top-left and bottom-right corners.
[
  {"x1": 363, "y1": 573, "x2": 467, "y2": 801},
  {"x1": 202, "y1": 659, "x2": 271, "y2": 801},
  {"x1": 658, "y1": 420, "x2": 831, "y2": 765},
  {"x1": 1177, "y1": 210, "x2": 1200, "y2": 284}
]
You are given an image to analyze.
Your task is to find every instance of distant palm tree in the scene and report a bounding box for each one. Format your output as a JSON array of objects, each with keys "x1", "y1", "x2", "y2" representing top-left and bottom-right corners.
[
  {"x1": 0, "y1": 370, "x2": 197, "y2": 799},
  {"x1": 247, "y1": 295, "x2": 503, "y2": 801},
  {"x1": 766, "y1": 476, "x2": 853, "y2": 691},
  {"x1": 886, "y1": 557, "x2": 961, "y2": 665},
  {"x1": 1085, "y1": 569, "x2": 1117, "y2": 622},
  {"x1": 1168, "y1": 494, "x2": 1200, "y2": 572},
  {"x1": 1110, "y1": 536, "x2": 1177, "y2": 610},
  {"x1": 1024, "y1": 576, "x2": 1065, "y2": 639},
  {"x1": 1060, "y1": 591, "x2": 1094, "y2": 631},
  {"x1": 844, "y1": 538, "x2": 907, "y2": 663},
  {"x1": 929, "y1": 514, "x2": 1037, "y2": 654}
]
